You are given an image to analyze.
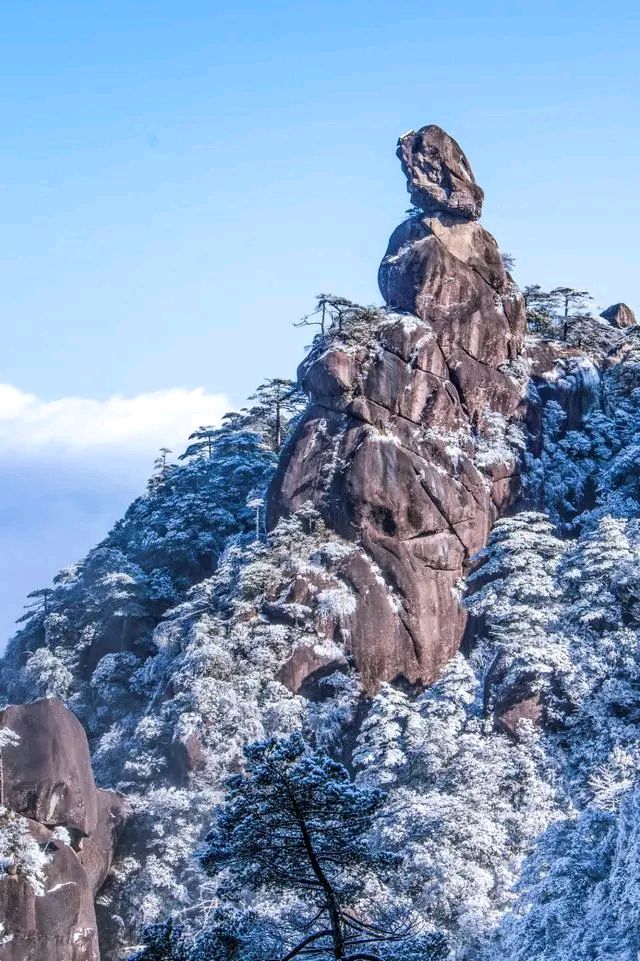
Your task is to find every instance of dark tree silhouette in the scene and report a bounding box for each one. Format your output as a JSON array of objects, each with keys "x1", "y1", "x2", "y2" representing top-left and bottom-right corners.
[
  {"x1": 550, "y1": 287, "x2": 594, "y2": 340},
  {"x1": 178, "y1": 425, "x2": 217, "y2": 461},
  {"x1": 522, "y1": 285, "x2": 561, "y2": 336},
  {"x1": 248, "y1": 378, "x2": 305, "y2": 452},
  {"x1": 18, "y1": 588, "x2": 54, "y2": 622},
  {"x1": 295, "y1": 294, "x2": 373, "y2": 337}
]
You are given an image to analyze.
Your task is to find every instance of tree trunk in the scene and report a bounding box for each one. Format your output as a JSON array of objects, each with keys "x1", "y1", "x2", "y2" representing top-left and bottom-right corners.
[
  {"x1": 275, "y1": 399, "x2": 282, "y2": 452},
  {"x1": 286, "y1": 788, "x2": 345, "y2": 959}
]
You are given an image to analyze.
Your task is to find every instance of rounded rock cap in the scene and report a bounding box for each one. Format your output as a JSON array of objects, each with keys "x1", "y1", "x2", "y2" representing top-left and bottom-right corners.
[
  {"x1": 397, "y1": 124, "x2": 484, "y2": 220},
  {"x1": 0, "y1": 698, "x2": 98, "y2": 836},
  {"x1": 600, "y1": 303, "x2": 636, "y2": 329}
]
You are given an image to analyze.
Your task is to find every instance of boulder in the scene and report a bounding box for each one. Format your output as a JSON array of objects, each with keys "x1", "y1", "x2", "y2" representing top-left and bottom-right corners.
[
  {"x1": 483, "y1": 652, "x2": 545, "y2": 737},
  {"x1": 0, "y1": 819, "x2": 99, "y2": 961},
  {"x1": 600, "y1": 302, "x2": 636, "y2": 328},
  {"x1": 495, "y1": 695, "x2": 543, "y2": 738},
  {"x1": 0, "y1": 699, "x2": 98, "y2": 837},
  {"x1": 527, "y1": 340, "x2": 604, "y2": 436},
  {"x1": 171, "y1": 732, "x2": 207, "y2": 781},
  {"x1": 0, "y1": 701, "x2": 126, "y2": 961},
  {"x1": 278, "y1": 643, "x2": 347, "y2": 696},
  {"x1": 79, "y1": 790, "x2": 125, "y2": 896},
  {"x1": 396, "y1": 125, "x2": 484, "y2": 219}
]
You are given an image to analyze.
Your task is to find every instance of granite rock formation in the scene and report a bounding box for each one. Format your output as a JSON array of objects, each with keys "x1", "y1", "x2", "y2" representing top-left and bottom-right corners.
[
  {"x1": 0, "y1": 700, "x2": 124, "y2": 961},
  {"x1": 601, "y1": 302, "x2": 636, "y2": 328},
  {"x1": 397, "y1": 125, "x2": 484, "y2": 220},
  {"x1": 269, "y1": 125, "x2": 528, "y2": 692}
]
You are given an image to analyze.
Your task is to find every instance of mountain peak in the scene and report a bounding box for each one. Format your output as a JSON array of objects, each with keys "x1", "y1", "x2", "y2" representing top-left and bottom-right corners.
[{"x1": 396, "y1": 124, "x2": 484, "y2": 220}]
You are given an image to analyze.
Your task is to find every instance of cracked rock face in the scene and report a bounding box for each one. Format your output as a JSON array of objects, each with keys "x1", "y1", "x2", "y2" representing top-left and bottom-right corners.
[
  {"x1": 0, "y1": 818, "x2": 99, "y2": 961},
  {"x1": 268, "y1": 126, "x2": 528, "y2": 692},
  {"x1": 397, "y1": 125, "x2": 485, "y2": 220},
  {"x1": 0, "y1": 700, "x2": 124, "y2": 961}
]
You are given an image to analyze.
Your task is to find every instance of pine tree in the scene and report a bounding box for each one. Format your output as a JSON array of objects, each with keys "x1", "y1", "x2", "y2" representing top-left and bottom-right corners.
[
  {"x1": 352, "y1": 684, "x2": 412, "y2": 785},
  {"x1": 465, "y1": 513, "x2": 571, "y2": 722},
  {"x1": 199, "y1": 733, "x2": 406, "y2": 961},
  {"x1": 178, "y1": 425, "x2": 217, "y2": 461},
  {"x1": 550, "y1": 286, "x2": 594, "y2": 340},
  {"x1": 522, "y1": 285, "x2": 560, "y2": 336},
  {"x1": 248, "y1": 378, "x2": 306, "y2": 452},
  {"x1": 18, "y1": 588, "x2": 54, "y2": 621}
]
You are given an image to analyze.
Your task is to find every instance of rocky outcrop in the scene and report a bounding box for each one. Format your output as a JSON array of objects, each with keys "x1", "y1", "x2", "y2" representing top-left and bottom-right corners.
[
  {"x1": 527, "y1": 340, "x2": 604, "y2": 435},
  {"x1": 79, "y1": 790, "x2": 125, "y2": 897},
  {"x1": 397, "y1": 125, "x2": 484, "y2": 220},
  {"x1": 481, "y1": 652, "x2": 545, "y2": 738},
  {"x1": 0, "y1": 819, "x2": 100, "y2": 961},
  {"x1": 601, "y1": 302, "x2": 636, "y2": 328},
  {"x1": 0, "y1": 700, "x2": 98, "y2": 838},
  {"x1": 0, "y1": 700, "x2": 124, "y2": 961},
  {"x1": 269, "y1": 125, "x2": 528, "y2": 692},
  {"x1": 525, "y1": 312, "x2": 637, "y2": 443}
]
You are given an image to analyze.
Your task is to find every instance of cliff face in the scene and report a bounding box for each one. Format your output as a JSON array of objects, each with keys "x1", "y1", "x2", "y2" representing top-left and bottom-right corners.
[
  {"x1": 269, "y1": 125, "x2": 528, "y2": 691},
  {"x1": 0, "y1": 700, "x2": 123, "y2": 961}
]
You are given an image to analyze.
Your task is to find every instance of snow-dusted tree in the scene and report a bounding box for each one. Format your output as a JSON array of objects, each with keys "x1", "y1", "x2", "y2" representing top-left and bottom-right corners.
[
  {"x1": 490, "y1": 778, "x2": 640, "y2": 961},
  {"x1": 353, "y1": 684, "x2": 412, "y2": 786},
  {"x1": 295, "y1": 293, "x2": 363, "y2": 337},
  {"x1": 522, "y1": 285, "x2": 560, "y2": 336},
  {"x1": 199, "y1": 733, "x2": 406, "y2": 961},
  {"x1": 295, "y1": 294, "x2": 359, "y2": 338},
  {"x1": 466, "y1": 513, "x2": 566, "y2": 640},
  {"x1": 0, "y1": 808, "x2": 49, "y2": 896},
  {"x1": 247, "y1": 378, "x2": 306, "y2": 452},
  {"x1": 465, "y1": 512, "x2": 570, "y2": 720},
  {"x1": 560, "y1": 515, "x2": 636, "y2": 634},
  {"x1": 18, "y1": 587, "x2": 54, "y2": 621},
  {"x1": 297, "y1": 295, "x2": 385, "y2": 350},
  {"x1": 148, "y1": 447, "x2": 175, "y2": 492},
  {"x1": 23, "y1": 647, "x2": 73, "y2": 699},
  {"x1": 0, "y1": 728, "x2": 20, "y2": 808},
  {"x1": 535, "y1": 403, "x2": 601, "y2": 527},
  {"x1": 565, "y1": 312, "x2": 624, "y2": 352},
  {"x1": 179, "y1": 425, "x2": 218, "y2": 461},
  {"x1": 550, "y1": 286, "x2": 594, "y2": 340},
  {"x1": 354, "y1": 658, "x2": 559, "y2": 954},
  {"x1": 405, "y1": 655, "x2": 479, "y2": 779}
]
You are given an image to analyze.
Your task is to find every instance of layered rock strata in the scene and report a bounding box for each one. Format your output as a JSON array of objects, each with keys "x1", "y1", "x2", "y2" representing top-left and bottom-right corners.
[{"x1": 269, "y1": 124, "x2": 528, "y2": 691}]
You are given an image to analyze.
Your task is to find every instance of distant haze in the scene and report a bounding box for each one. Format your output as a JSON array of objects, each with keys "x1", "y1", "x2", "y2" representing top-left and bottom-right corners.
[{"x1": 0, "y1": 386, "x2": 228, "y2": 649}]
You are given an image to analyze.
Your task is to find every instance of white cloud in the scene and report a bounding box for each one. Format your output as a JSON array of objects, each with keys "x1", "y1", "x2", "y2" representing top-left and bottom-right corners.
[
  {"x1": 0, "y1": 383, "x2": 231, "y2": 648},
  {"x1": 0, "y1": 384, "x2": 230, "y2": 457}
]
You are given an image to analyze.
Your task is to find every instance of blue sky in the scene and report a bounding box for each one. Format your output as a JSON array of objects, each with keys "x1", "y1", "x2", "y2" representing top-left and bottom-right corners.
[{"x1": 1, "y1": 0, "x2": 639, "y2": 644}]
